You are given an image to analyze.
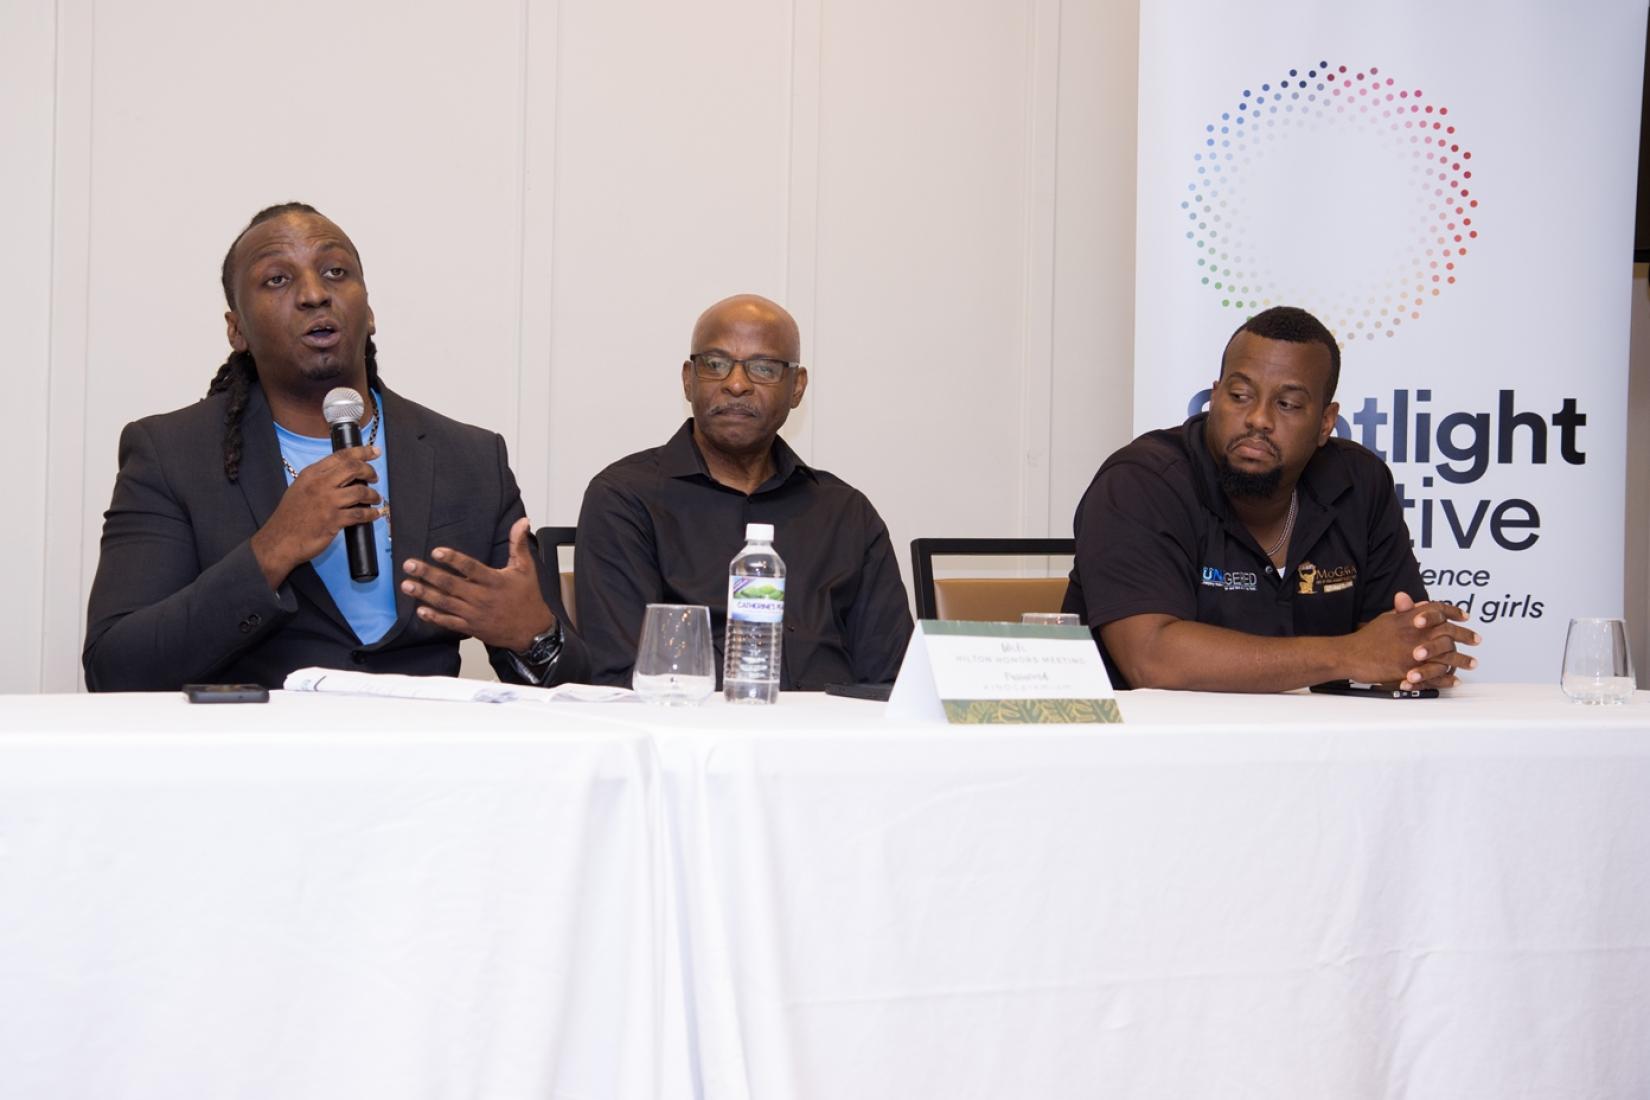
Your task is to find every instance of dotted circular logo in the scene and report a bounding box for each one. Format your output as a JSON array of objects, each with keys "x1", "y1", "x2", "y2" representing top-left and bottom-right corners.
[{"x1": 1183, "y1": 62, "x2": 1479, "y2": 342}]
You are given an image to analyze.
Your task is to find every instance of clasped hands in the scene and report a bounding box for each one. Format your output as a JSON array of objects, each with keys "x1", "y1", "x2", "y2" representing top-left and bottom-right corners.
[{"x1": 1352, "y1": 591, "x2": 1481, "y2": 690}]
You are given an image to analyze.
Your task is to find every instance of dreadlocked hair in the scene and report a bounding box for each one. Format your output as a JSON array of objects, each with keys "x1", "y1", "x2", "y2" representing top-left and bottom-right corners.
[
  {"x1": 210, "y1": 202, "x2": 381, "y2": 481},
  {"x1": 205, "y1": 338, "x2": 383, "y2": 481}
]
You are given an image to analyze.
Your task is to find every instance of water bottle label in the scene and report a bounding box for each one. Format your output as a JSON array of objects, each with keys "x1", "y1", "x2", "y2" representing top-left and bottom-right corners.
[{"x1": 728, "y1": 576, "x2": 786, "y2": 624}]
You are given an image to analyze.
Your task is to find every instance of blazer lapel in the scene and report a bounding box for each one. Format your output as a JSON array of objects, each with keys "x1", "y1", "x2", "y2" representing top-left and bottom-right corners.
[
  {"x1": 377, "y1": 387, "x2": 435, "y2": 647},
  {"x1": 238, "y1": 383, "x2": 354, "y2": 638},
  {"x1": 236, "y1": 385, "x2": 287, "y2": 530}
]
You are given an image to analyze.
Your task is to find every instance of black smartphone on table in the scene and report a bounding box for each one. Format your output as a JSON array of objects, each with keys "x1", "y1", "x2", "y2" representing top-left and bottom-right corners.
[
  {"x1": 1310, "y1": 680, "x2": 1438, "y2": 700},
  {"x1": 182, "y1": 683, "x2": 270, "y2": 704}
]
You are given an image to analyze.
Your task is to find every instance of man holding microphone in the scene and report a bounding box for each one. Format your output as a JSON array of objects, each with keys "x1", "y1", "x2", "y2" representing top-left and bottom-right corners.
[{"x1": 84, "y1": 203, "x2": 580, "y2": 690}]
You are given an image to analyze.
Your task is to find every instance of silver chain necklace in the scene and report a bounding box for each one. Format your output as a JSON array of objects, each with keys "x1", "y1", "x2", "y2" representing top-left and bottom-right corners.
[
  {"x1": 279, "y1": 390, "x2": 380, "y2": 480},
  {"x1": 1264, "y1": 488, "x2": 1298, "y2": 561}
]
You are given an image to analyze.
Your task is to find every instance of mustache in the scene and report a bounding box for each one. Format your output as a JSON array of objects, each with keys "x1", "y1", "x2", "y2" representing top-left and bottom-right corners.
[
  {"x1": 708, "y1": 402, "x2": 760, "y2": 417},
  {"x1": 1227, "y1": 431, "x2": 1280, "y2": 458}
]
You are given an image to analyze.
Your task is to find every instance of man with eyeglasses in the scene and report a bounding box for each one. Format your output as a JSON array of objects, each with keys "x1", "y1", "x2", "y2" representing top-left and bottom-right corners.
[{"x1": 574, "y1": 293, "x2": 913, "y2": 689}]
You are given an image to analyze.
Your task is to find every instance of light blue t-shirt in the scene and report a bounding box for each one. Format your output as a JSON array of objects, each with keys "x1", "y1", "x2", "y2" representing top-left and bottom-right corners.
[{"x1": 274, "y1": 393, "x2": 397, "y2": 645}]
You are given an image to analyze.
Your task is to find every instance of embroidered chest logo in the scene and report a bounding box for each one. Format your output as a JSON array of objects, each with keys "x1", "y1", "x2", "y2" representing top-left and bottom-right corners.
[
  {"x1": 1201, "y1": 566, "x2": 1259, "y2": 592},
  {"x1": 1296, "y1": 561, "x2": 1357, "y2": 596}
]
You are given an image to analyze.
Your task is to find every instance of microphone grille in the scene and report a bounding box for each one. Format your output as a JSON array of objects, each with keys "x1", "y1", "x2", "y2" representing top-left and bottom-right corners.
[{"x1": 322, "y1": 387, "x2": 365, "y2": 426}]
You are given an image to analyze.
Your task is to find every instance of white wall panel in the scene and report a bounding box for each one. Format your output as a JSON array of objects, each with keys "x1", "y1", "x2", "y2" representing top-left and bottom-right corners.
[
  {"x1": 543, "y1": 0, "x2": 793, "y2": 527},
  {"x1": 0, "y1": 0, "x2": 57, "y2": 691},
  {"x1": 77, "y1": 0, "x2": 529, "y2": 463},
  {"x1": 1048, "y1": 0, "x2": 1139, "y2": 537},
  {"x1": 1018, "y1": 0, "x2": 1064, "y2": 538},
  {"x1": 80, "y1": 5, "x2": 524, "y2": 428},
  {"x1": 810, "y1": 0, "x2": 1037, "y2": 581},
  {"x1": 41, "y1": 0, "x2": 95, "y2": 692}
]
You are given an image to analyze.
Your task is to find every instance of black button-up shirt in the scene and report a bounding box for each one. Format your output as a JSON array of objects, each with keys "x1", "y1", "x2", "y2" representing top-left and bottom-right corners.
[
  {"x1": 575, "y1": 419, "x2": 914, "y2": 689},
  {"x1": 1062, "y1": 413, "x2": 1425, "y2": 689}
]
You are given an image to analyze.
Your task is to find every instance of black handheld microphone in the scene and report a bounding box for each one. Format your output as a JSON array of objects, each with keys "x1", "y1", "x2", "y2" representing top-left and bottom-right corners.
[{"x1": 322, "y1": 387, "x2": 378, "y2": 581}]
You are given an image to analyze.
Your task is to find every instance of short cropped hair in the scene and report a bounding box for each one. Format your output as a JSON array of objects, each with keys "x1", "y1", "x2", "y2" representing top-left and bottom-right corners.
[{"x1": 1221, "y1": 305, "x2": 1340, "y2": 402}]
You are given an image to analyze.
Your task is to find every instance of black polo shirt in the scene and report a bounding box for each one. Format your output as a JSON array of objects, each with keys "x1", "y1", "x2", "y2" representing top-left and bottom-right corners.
[
  {"x1": 575, "y1": 419, "x2": 914, "y2": 690},
  {"x1": 1062, "y1": 413, "x2": 1425, "y2": 689}
]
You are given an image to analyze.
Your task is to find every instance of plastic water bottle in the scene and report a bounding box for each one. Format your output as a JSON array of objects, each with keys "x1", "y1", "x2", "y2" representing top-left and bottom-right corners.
[{"x1": 724, "y1": 522, "x2": 785, "y2": 704}]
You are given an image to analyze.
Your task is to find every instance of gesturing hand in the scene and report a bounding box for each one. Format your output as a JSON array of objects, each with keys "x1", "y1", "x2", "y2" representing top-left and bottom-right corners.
[
  {"x1": 250, "y1": 445, "x2": 382, "y2": 590},
  {"x1": 400, "y1": 517, "x2": 554, "y2": 652}
]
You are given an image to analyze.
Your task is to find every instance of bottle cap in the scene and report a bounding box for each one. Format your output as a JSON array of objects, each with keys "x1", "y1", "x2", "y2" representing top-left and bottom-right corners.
[{"x1": 745, "y1": 522, "x2": 775, "y2": 542}]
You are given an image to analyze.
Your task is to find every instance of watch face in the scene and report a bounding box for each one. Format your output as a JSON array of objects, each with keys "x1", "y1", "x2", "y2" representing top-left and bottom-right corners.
[{"x1": 522, "y1": 623, "x2": 563, "y2": 664}]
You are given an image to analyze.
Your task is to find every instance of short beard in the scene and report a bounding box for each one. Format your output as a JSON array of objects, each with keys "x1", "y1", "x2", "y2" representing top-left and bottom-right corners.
[
  {"x1": 1215, "y1": 455, "x2": 1284, "y2": 500},
  {"x1": 298, "y1": 359, "x2": 347, "y2": 384}
]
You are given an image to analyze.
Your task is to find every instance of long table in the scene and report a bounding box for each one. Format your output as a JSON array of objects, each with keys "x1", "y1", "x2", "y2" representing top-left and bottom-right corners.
[{"x1": 2, "y1": 685, "x2": 1647, "y2": 1098}]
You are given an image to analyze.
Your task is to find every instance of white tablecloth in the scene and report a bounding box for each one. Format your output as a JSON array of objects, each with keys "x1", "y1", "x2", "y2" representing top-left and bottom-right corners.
[
  {"x1": 0, "y1": 694, "x2": 678, "y2": 1100},
  {"x1": 3, "y1": 685, "x2": 1648, "y2": 1098}
]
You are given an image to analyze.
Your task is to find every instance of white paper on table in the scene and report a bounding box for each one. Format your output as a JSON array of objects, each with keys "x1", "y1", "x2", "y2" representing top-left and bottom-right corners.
[{"x1": 283, "y1": 667, "x2": 633, "y2": 704}]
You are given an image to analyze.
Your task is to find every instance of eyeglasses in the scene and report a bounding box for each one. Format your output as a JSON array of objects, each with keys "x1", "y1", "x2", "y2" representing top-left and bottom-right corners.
[{"x1": 690, "y1": 353, "x2": 800, "y2": 385}]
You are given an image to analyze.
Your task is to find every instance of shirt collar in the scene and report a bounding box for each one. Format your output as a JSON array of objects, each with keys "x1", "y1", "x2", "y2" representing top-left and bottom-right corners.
[{"x1": 661, "y1": 417, "x2": 816, "y2": 493}]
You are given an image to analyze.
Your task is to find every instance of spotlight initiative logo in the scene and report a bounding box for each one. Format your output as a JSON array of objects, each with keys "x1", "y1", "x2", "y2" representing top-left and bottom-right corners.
[{"x1": 1182, "y1": 62, "x2": 1479, "y2": 343}]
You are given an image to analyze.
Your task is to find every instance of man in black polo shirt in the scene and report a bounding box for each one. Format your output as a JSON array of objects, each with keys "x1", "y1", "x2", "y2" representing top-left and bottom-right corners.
[
  {"x1": 1063, "y1": 305, "x2": 1481, "y2": 692},
  {"x1": 575, "y1": 293, "x2": 913, "y2": 689}
]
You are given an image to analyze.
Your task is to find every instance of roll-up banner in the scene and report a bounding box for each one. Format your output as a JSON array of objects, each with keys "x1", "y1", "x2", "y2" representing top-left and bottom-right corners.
[{"x1": 1135, "y1": 1, "x2": 1648, "y2": 681}]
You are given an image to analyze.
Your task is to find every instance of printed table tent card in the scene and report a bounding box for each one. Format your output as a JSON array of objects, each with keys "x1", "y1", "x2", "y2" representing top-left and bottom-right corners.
[{"x1": 886, "y1": 620, "x2": 1122, "y2": 724}]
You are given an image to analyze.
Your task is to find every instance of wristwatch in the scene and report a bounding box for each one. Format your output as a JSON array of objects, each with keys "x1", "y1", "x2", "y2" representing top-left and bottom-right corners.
[
  {"x1": 508, "y1": 620, "x2": 565, "y2": 683},
  {"x1": 516, "y1": 621, "x2": 565, "y2": 668}
]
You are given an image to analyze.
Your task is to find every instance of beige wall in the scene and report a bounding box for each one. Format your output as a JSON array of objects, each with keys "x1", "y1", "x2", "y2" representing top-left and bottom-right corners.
[
  {"x1": 1, "y1": 0, "x2": 1643, "y2": 691},
  {"x1": 0, "y1": 0, "x2": 1141, "y2": 691},
  {"x1": 0, "y1": 0, "x2": 58, "y2": 692}
]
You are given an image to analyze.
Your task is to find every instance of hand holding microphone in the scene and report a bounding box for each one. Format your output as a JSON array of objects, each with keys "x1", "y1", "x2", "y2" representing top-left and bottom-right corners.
[{"x1": 248, "y1": 387, "x2": 382, "y2": 591}]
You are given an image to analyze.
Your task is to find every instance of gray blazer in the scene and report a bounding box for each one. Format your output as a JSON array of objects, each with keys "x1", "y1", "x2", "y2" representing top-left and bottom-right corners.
[{"x1": 84, "y1": 381, "x2": 583, "y2": 691}]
